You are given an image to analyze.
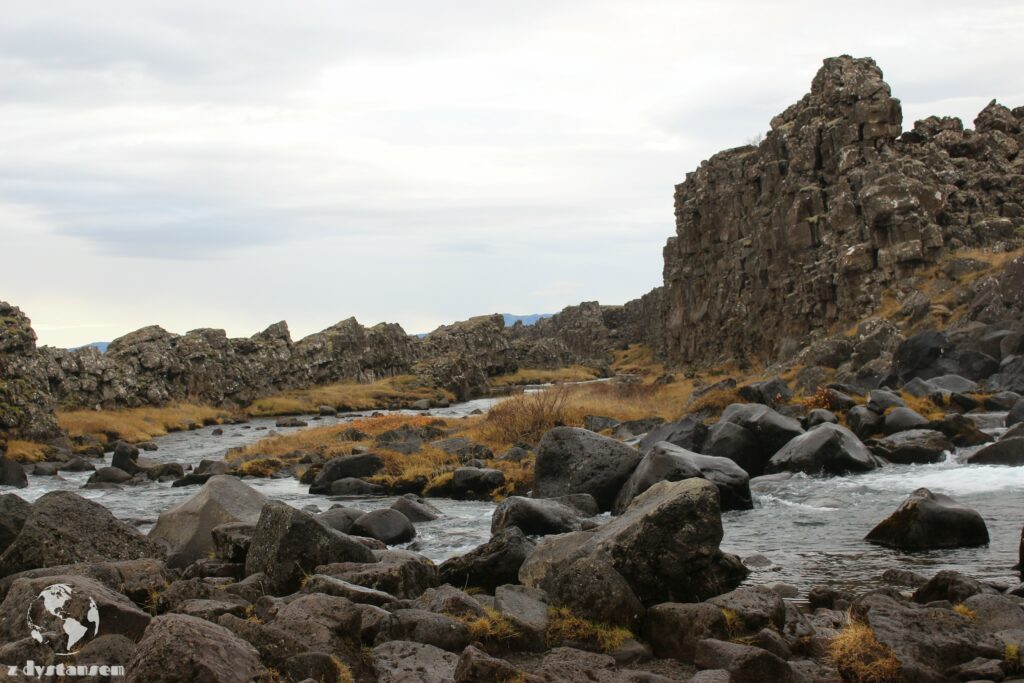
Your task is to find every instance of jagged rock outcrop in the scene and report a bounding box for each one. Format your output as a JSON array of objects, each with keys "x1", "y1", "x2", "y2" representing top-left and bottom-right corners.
[
  {"x1": 658, "y1": 55, "x2": 1023, "y2": 366},
  {"x1": 415, "y1": 315, "x2": 516, "y2": 400},
  {"x1": 0, "y1": 303, "x2": 63, "y2": 442}
]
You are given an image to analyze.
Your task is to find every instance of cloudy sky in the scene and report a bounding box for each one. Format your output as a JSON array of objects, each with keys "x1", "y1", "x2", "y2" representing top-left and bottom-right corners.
[{"x1": 2, "y1": 0, "x2": 1022, "y2": 348}]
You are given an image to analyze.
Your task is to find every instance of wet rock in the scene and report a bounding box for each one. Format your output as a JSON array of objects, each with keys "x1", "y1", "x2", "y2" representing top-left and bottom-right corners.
[
  {"x1": 637, "y1": 415, "x2": 709, "y2": 454},
  {"x1": 520, "y1": 479, "x2": 747, "y2": 606},
  {"x1": 766, "y1": 423, "x2": 878, "y2": 476},
  {"x1": 308, "y1": 453, "x2": 384, "y2": 494},
  {"x1": 847, "y1": 405, "x2": 884, "y2": 438},
  {"x1": 702, "y1": 420, "x2": 766, "y2": 476},
  {"x1": 0, "y1": 494, "x2": 31, "y2": 554},
  {"x1": 613, "y1": 442, "x2": 752, "y2": 513},
  {"x1": 533, "y1": 427, "x2": 642, "y2": 511},
  {"x1": 86, "y1": 466, "x2": 133, "y2": 486},
  {"x1": 881, "y1": 568, "x2": 929, "y2": 588},
  {"x1": 314, "y1": 507, "x2": 364, "y2": 533},
  {"x1": 883, "y1": 406, "x2": 930, "y2": 434},
  {"x1": 32, "y1": 462, "x2": 59, "y2": 476},
  {"x1": 111, "y1": 441, "x2": 141, "y2": 475},
  {"x1": 491, "y1": 496, "x2": 590, "y2": 536},
  {"x1": 317, "y1": 405, "x2": 338, "y2": 416},
  {"x1": 149, "y1": 475, "x2": 268, "y2": 567},
  {"x1": 1009, "y1": 399, "x2": 1024, "y2": 428},
  {"x1": 351, "y1": 508, "x2": 416, "y2": 545},
  {"x1": 930, "y1": 412, "x2": 993, "y2": 447},
  {"x1": 329, "y1": 478, "x2": 386, "y2": 495},
  {"x1": 867, "y1": 488, "x2": 988, "y2": 550},
  {"x1": 720, "y1": 403, "x2": 805, "y2": 457},
  {"x1": 0, "y1": 491, "x2": 161, "y2": 576},
  {"x1": 391, "y1": 494, "x2": 441, "y2": 522},
  {"x1": 450, "y1": 467, "x2": 505, "y2": 499},
  {"x1": 914, "y1": 570, "x2": 997, "y2": 604},
  {"x1": 318, "y1": 549, "x2": 438, "y2": 599},
  {"x1": 275, "y1": 417, "x2": 307, "y2": 428},
  {"x1": 439, "y1": 527, "x2": 534, "y2": 593},
  {"x1": 644, "y1": 602, "x2": 730, "y2": 662},
  {"x1": 968, "y1": 437, "x2": 1024, "y2": 465},
  {"x1": 871, "y1": 429, "x2": 953, "y2": 464},
  {"x1": 0, "y1": 456, "x2": 27, "y2": 488},
  {"x1": 244, "y1": 501, "x2": 374, "y2": 595},
  {"x1": 126, "y1": 614, "x2": 266, "y2": 683},
  {"x1": 805, "y1": 408, "x2": 838, "y2": 427},
  {"x1": 694, "y1": 639, "x2": 794, "y2": 683},
  {"x1": 372, "y1": 641, "x2": 458, "y2": 683}
]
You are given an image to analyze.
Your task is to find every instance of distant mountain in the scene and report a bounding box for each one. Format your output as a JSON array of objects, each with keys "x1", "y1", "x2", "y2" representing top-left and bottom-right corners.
[
  {"x1": 70, "y1": 341, "x2": 109, "y2": 353},
  {"x1": 501, "y1": 313, "x2": 553, "y2": 327}
]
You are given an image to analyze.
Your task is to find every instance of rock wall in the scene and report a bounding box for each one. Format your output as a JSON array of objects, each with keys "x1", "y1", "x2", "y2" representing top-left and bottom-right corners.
[
  {"x1": 0, "y1": 303, "x2": 63, "y2": 442},
  {"x1": 659, "y1": 55, "x2": 1024, "y2": 366}
]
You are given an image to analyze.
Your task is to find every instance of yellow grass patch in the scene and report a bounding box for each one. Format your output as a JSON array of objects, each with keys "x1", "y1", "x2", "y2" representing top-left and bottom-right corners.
[
  {"x1": 4, "y1": 439, "x2": 48, "y2": 463},
  {"x1": 829, "y1": 621, "x2": 902, "y2": 683},
  {"x1": 460, "y1": 607, "x2": 520, "y2": 642},
  {"x1": 236, "y1": 458, "x2": 287, "y2": 478},
  {"x1": 611, "y1": 344, "x2": 665, "y2": 376},
  {"x1": 247, "y1": 375, "x2": 452, "y2": 417},
  {"x1": 952, "y1": 603, "x2": 977, "y2": 620},
  {"x1": 895, "y1": 391, "x2": 945, "y2": 421},
  {"x1": 57, "y1": 403, "x2": 232, "y2": 443},
  {"x1": 489, "y1": 365, "x2": 600, "y2": 387},
  {"x1": 546, "y1": 607, "x2": 634, "y2": 653}
]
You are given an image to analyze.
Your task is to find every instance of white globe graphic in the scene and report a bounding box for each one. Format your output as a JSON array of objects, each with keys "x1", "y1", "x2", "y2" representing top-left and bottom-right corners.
[{"x1": 26, "y1": 584, "x2": 100, "y2": 655}]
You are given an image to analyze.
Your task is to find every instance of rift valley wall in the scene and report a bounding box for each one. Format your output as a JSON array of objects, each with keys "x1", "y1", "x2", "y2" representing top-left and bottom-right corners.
[{"x1": 659, "y1": 56, "x2": 1024, "y2": 366}]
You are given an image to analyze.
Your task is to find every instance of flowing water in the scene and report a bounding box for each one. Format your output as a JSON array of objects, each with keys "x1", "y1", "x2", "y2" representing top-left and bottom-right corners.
[{"x1": 4, "y1": 396, "x2": 1020, "y2": 594}]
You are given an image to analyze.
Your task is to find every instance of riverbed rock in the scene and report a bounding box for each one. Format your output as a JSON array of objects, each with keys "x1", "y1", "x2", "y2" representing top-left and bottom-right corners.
[
  {"x1": 351, "y1": 508, "x2": 416, "y2": 545},
  {"x1": 615, "y1": 442, "x2": 752, "y2": 513},
  {"x1": 520, "y1": 478, "x2": 747, "y2": 606},
  {"x1": 315, "y1": 507, "x2": 364, "y2": 533},
  {"x1": 318, "y1": 548, "x2": 438, "y2": 599},
  {"x1": 270, "y1": 593, "x2": 363, "y2": 663},
  {"x1": 86, "y1": 466, "x2": 133, "y2": 486},
  {"x1": 694, "y1": 639, "x2": 794, "y2": 683},
  {"x1": 533, "y1": 427, "x2": 642, "y2": 511},
  {"x1": 126, "y1": 614, "x2": 266, "y2": 683},
  {"x1": 847, "y1": 404, "x2": 884, "y2": 438},
  {"x1": 766, "y1": 423, "x2": 878, "y2": 476},
  {"x1": 372, "y1": 641, "x2": 458, "y2": 683},
  {"x1": 328, "y1": 477, "x2": 386, "y2": 495},
  {"x1": 0, "y1": 456, "x2": 27, "y2": 488},
  {"x1": 545, "y1": 554, "x2": 646, "y2": 630},
  {"x1": 720, "y1": 403, "x2": 804, "y2": 457},
  {"x1": 244, "y1": 501, "x2": 374, "y2": 595},
  {"x1": 866, "y1": 488, "x2": 989, "y2": 550},
  {"x1": 871, "y1": 429, "x2": 953, "y2": 464},
  {"x1": 701, "y1": 420, "x2": 766, "y2": 476},
  {"x1": 491, "y1": 496, "x2": 590, "y2": 536},
  {"x1": 454, "y1": 645, "x2": 538, "y2": 683},
  {"x1": 0, "y1": 494, "x2": 30, "y2": 555},
  {"x1": 110, "y1": 441, "x2": 141, "y2": 475},
  {"x1": 637, "y1": 415, "x2": 709, "y2": 454},
  {"x1": 967, "y1": 437, "x2": 1024, "y2": 465},
  {"x1": 1009, "y1": 399, "x2": 1024, "y2": 427},
  {"x1": 707, "y1": 585, "x2": 786, "y2": 634},
  {"x1": 439, "y1": 527, "x2": 535, "y2": 593},
  {"x1": 450, "y1": 467, "x2": 505, "y2": 498},
  {"x1": 391, "y1": 494, "x2": 441, "y2": 522},
  {"x1": 308, "y1": 453, "x2": 385, "y2": 494},
  {"x1": 0, "y1": 491, "x2": 161, "y2": 577},
  {"x1": 644, "y1": 602, "x2": 730, "y2": 662},
  {"x1": 913, "y1": 570, "x2": 996, "y2": 604}
]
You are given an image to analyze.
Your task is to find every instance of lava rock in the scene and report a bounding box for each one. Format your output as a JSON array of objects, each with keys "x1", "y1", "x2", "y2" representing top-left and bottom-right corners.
[
  {"x1": 702, "y1": 421, "x2": 766, "y2": 476},
  {"x1": 438, "y1": 527, "x2": 534, "y2": 593},
  {"x1": 308, "y1": 453, "x2": 384, "y2": 494},
  {"x1": 871, "y1": 429, "x2": 953, "y2": 464},
  {"x1": 967, "y1": 437, "x2": 1024, "y2": 465},
  {"x1": 491, "y1": 496, "x2": 590, "y2": 536},
  {"x1": 391, "y1": 494, "x2": 441, "y2": 522},
  {"x1": 637, "y1": 415, "x2": 709, "y2": 455},
  {"x1": 0, "y1": 456, "x2": 27, "y2": 489},
  {"x1": 351, "y1": 509, "x2": 416, "y2": 545},
  {"x1": 883, "y1": 406, "x2": 930, "y2": 435},
  {"x1": 719, "y1": 403, "x2": 805, "y2": 458},
  {"x1": 126, "y1": 614, "x2": 266, "y2": 683},
  {"x1": 866, "y1": 488, "x2": 989, "y2": 550},
  {"x1": 533, "y1": 427, "x2": 642, "y2": 511},
  {"x1": 766, "y1": 423, "x2": 878, "y2": 476}
]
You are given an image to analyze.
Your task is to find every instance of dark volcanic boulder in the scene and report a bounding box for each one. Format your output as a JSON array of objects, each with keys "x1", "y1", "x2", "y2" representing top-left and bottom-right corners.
[
  {"x1": 1010, "y1": 399, "x2": 1024, "y2": 428},
  {"x1": 148, "y1": 475, "x2": 268, "y2": 567},
  {"x1": 0, "y1": 456, "x2": 27, "y2": 489},
  {"x1": 351, "y1": 508, "x2": 416, "y2": 545},
  {"x1": 438, "y1": 527, "x2": 535, "y2": 593},
  {"x1": 967, "y1": 438, "x2": 1024, "y2": 466},
  {"x1": 544, "y1": 555, "x2": 646, "y2": 630},
  {"x1": 866, "y1": 488, "x2": 989, "y2": 550},
  {"x1": 0, "y1": 491, "x2": 161, "y2": 577},
  {"x1": 520, "y1": 478, "x2": 748, "y2": 606},
  {"x1": 720, "y1": 403, "x2": 804, "y2": 457},
  {"x1": 244, "y1": 501, "x2": 375, "y2": 595},
  {"x1": 883, "y1": 406, "x2": 930, "y2": 435},
  {"x1": 533, "y1": 427, "x2": 642, "y2": 511},
  {"x1": 111, "y1": 441, "x2": 141, "y2": 475},
  {"x1": 847, "y1": 405, "x2": 884, "y2": 439},
  {"x1": 373, "y1": 641, "x2": 458, "y2": 683},
  {"x1": 637, "y1": 415, "x2": 708, "y2": 454},
  {"x1": 0, "y1": 494, "x2": 31, "y2": 554},
  {"x1": 126, "y1": 614, "x2": 266, "y2": 683},
  {"x1": 391, "y1": 494, "x2": 441, "y2": 522},
  {"x1": 867, "y1": 389, "x2": 905, "y2": 414},
  {"x1": 613, "y1": 442, "x2": 752, "y2": 513},
  {"x1": 308, "y1": 453, "x2": 384, "y2": 494},
  {"x1": 450, "y1": 467, "x2": 505, "y2": 498},
  {"x1": 766, "y1": 423, "x2": 878, "y2": 476},
  {"x1": 702, "y1": 420, "x2": 766, "y2": 476},
  {"x1": 887, "y1": 330, "x2": 960, "y2": 384},
  {"x1": 805, "y1": 408, "x2": 838, "y2": 427},
  {"x1": 871, "y1": 429, "x2": 953, "y2": 464},
  {"x1": 491, "y1": 496, "x2": 590, "y2": 536},
  {"x1": 315, "y1": 507, "x2": 364, "y2": 533}
]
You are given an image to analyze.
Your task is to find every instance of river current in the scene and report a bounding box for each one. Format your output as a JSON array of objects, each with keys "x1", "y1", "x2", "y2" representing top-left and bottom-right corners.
[{"x1": 5, "y1": 397, "x2": 1019, "y2": 594}]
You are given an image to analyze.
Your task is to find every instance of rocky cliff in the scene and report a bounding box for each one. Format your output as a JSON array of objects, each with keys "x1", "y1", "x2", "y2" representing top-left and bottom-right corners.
[
  {"x1": 0, "y1": 303, "x2": 63, "y2": 442},
  {"x1": 659, "y1": 55, "x2": 1023, "y2": 366}
]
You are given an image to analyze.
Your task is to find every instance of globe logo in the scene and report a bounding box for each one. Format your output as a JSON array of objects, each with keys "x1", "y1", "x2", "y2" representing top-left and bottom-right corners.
[{"x1": 26, "y1": 584, "x2": 100, "y2": 655}]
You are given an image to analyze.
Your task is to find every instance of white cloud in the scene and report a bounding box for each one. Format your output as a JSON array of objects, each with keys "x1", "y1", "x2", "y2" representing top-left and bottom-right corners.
[{"x1": 1, "y1": 0, "x2": 1022, "y2": 346}]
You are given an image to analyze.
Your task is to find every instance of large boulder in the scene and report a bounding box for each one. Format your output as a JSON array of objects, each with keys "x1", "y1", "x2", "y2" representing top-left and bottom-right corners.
[
  {"x1": 533, "y1": 427, "x2": 641, "y2": 511},
  {"x1": 871, "y1": 429, "x2": 953, "y2": 465},
  {"x1": 372, "y1": 641, "x2": 458, "y2": 683},
  {"x1": 613, "y1": 442, "x2": 752, "y2": 513},
  {"x1": 702, "y1": 420, "x2": 766, "y2": 476},
  {"x1": 719, "y1": 403, "x2": 804, "y2": 457},
  {"x1": 766, "y1": 423, "x2": 878, "y2": 476},
  {"x1": 694, "y1": 638, "x2": 794, "y2": 683},
  {"x1": 0, "y1": 492, "x2": 161, "y2": 577},
  {"x1": 244, "y1": 501, "x2": 375, "y2": 595},
  {"x1": 543, "y1": 554, "x2": 645, "y2": 630},
  {"x1": 967, "y1": 437, "x2": 1024, "y2": 466},
  {"x1": 886, "y1": 330, "x2": 960, "y2": 384},
  {"x1": 438, "y1": 527, "x2": 535, "y2": 593},
  {"x1": 126, "y1": 614, "x2": 266, "y2": 683},
  {"x1": 450, "y1": 467, "x2": 505, "y2": 499},
  {"x1": 308, "y1": 453, "x2": 384, "y2": 494},
  {"x1": 351, "y1": 508, "x2": 416, "y2": 545},
  {"x1": 491, "y1": 496, "x2": 590, "y2": 536},
  {"x1": 637, "y1": 416, "x2": 709, "y2": 454},
  {"x1": 319, "y1": 548, "x2": 437, "y2": 599},
  {"x1": 0, "y1": 494, "x2": 31, "y2": 554},
  {"x1": 0, "y1": 456, "x2": 27, "y2": 489},
  {"x1": 520, "y1": 479, "x2": 747, "y2": 606},
  {"x1": 883, "y1": 406, "x2": 930, "y2": 435},
  {"x1": 110, "y1": 441, "x2": 141, "y2": 475},
  {"x1": 1009, "y1": 399, "x2": 1024, "y2": 428},
  {"x1": 148, "y1": 476, "x2": 268, "y2": 567},
  {"x1": 644, "y1": 602, "x2": 730, "y2": 662},
  {"x1": 866, "y1": 488, "x2": 989, "y2": 550}
]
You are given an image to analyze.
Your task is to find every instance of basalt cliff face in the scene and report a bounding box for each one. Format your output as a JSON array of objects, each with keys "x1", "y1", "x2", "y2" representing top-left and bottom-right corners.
[{"x1": 659, "y1": 55, "x2": 1024, "y2": 366}]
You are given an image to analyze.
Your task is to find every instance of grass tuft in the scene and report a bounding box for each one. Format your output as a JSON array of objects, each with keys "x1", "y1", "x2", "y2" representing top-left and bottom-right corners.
[
  {"x1": 546, "y1": 607, "x2": 633, "y2": 653},
  {"x1": 952, "y1": 603, "x2": 977, "y2": 620},
  {"x1": 829, "y1": 621, "x2": 902, "y2": 683},
  {"x1": 460, "y1": 607, "x2": 520, "y2": 642}
]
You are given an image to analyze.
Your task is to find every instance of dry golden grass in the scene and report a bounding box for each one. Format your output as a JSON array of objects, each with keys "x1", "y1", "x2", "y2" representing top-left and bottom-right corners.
[
  {"x1": 4, "y1": 439, "x2": 48, "y2": 463},
  {"x1": 57, "y1": 403, "x2": 232, "y2": 443},
  {"x1": 952, "y1": 603, "x2": 977, "y2": 620},
  {"x1": 895, "y1": 391, "x2": 945, "y2": 421},
  {"x1": 237, "y1": 458, "x2": 288, "y2": 478},
  {"x1": 489, "y1": 365, "x2": 600, "y2": 387},
  {"x1": 546, "y1": 607, "x2": 634, "y2": 653},
  {"x1": 461, "y1": 607, "x2": 520, "y2": 642},
  {"x1": 370, "y1": 446, "x2": 460, "y2": 491},
  {"x1": 611, "y1": 344, "x2": 665, "y2": 376},
  {"x1": 687, "y1": 387, "x2": 743, "y2": 414},
  {"x1": 247, "y1": 375, "x2": 453, "y2": 416},
  {"x1": 829, "y1": 621, "x2": 902, "y2": 683},
  {"x1": 1006, "y1": 643, "x2": 1021, "y2": 674}
]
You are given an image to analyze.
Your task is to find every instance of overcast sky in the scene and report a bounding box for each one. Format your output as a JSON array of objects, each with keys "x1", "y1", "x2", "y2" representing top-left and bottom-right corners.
[{"x1": 2, "y1": 0, "x2": 1022, "y2": 348}]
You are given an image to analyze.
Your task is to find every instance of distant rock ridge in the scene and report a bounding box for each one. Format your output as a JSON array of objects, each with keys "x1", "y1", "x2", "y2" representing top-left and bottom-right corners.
[{"x1": 655, "y1": 55, "x2": 1023, "y2": 365}]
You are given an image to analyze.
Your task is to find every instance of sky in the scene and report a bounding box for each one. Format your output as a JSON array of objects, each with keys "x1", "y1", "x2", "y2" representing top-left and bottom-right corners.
[{"x1": 1, "y1": 1, "x2": 1022, "y2": 348}]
